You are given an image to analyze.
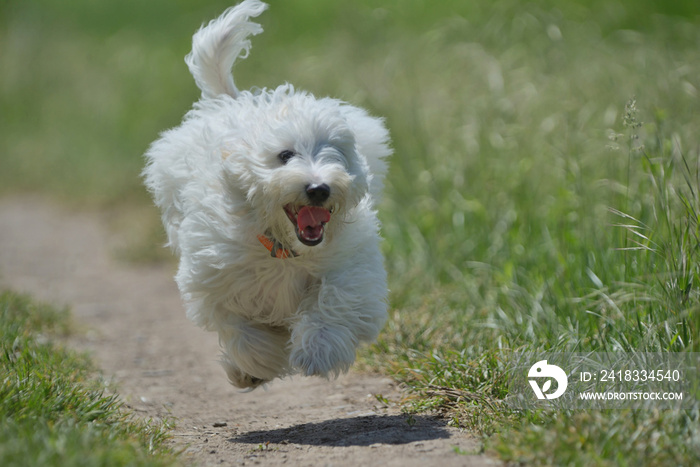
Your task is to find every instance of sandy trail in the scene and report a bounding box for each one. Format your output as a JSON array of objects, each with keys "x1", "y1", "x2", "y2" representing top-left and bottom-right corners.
[{"x1": 0, "y1": 196, "x2": 497, "y2": 466}]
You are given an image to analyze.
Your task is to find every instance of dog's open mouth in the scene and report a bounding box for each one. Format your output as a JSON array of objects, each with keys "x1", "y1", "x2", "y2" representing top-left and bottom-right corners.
[{"x1": 284, "y1": 204, "x2": 331, "y2": 246}]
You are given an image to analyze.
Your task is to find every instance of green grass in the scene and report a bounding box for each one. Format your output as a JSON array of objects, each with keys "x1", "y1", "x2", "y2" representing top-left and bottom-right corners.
[
  {"x1": 0, "y1": 291, "x2": 177, "y2": 466},
  {"x1": 2, "y1": 0, "x2": 699, "y2": 464}
]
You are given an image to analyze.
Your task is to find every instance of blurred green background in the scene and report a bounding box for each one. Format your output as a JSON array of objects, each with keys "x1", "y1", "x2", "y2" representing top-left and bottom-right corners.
[
  {"x1": 2, "y1": 0, "x2": 698, "y2": 205},
  {"x1": 2, "y1": 0, "x2": 699, "y2": 464}
]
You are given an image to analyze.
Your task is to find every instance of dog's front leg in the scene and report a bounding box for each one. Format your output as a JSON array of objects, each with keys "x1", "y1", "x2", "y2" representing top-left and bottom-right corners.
[
  {"x1": 215, "y1": 312, "x2": 291, "y2": 389},
  {"x1": 288, "y1": 261, "x2": 387, "y2": 377}
]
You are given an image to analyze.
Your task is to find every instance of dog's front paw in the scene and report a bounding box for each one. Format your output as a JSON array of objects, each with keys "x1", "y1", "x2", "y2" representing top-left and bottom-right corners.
[
  {"x1": 289, "y1": 324, "x2": 357, "y2": 378},
  {"x1": 219, "y1": 355, "x2": 269, "y2": 390}
]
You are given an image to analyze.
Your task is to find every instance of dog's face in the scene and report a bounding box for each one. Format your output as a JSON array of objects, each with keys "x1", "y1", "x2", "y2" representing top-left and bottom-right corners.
[{"x1": 221, "y1": 89, "x2": 370, "y2": 251}]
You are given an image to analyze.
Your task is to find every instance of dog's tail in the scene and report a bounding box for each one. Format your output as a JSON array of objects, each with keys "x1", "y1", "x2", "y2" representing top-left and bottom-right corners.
[{"x1": 185, "y1": 0, "x2": 267, "y2": 99}]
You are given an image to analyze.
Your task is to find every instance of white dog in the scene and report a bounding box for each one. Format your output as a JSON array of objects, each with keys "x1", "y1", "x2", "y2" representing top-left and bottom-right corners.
[{"x1": 143, "y1": 0, "x2": 391, "y2": 389}]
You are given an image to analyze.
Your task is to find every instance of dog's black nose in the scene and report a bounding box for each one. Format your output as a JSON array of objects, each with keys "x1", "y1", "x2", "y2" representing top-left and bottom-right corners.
[{"x1": 306, "y1": 183, "x2": 331, "y2": 204}]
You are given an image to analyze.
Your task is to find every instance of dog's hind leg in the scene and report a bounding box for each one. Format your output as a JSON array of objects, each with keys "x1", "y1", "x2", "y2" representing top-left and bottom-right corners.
[{"x1": 215, "y1": 315, "x2": 291, "y2": 389}]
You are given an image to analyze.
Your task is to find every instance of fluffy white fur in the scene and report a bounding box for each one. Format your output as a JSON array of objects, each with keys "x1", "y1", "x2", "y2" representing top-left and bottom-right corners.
[{"x1": 143, "y1": 0, "x2": 391, "y2": 389}]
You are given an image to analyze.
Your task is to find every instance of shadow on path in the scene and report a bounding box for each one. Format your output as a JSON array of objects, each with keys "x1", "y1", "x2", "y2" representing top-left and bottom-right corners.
[{"x1": 229, "y1": 414, "x2": 451, "y2": 447}]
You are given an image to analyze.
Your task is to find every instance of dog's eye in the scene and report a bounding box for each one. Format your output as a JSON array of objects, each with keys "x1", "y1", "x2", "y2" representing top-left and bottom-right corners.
[{"x1": 278, "y1": 150, "x2": 295, "y2": 164}]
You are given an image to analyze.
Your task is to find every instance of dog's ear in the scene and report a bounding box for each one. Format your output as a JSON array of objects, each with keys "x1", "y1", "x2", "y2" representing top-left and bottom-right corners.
[{"x1": 339, "y1": 105, "x2": 392, "y2": 203}]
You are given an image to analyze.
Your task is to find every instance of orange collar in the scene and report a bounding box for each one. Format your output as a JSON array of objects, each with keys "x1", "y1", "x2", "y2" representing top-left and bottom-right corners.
[{"x1": 257, "y1": 234, "x2": 298, "y2": 259}]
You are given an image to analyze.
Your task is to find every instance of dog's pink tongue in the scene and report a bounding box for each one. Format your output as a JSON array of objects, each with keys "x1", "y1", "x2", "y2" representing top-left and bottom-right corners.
[{"x1": 297, "y1": 206, "x2": 331, "y2": 238}]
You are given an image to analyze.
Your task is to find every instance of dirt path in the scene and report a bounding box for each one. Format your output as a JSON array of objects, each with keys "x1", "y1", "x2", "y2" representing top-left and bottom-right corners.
[{"x1": 0, "y1": 196, "x2": 497, "y2": 466}]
